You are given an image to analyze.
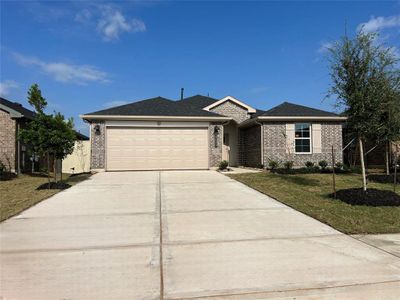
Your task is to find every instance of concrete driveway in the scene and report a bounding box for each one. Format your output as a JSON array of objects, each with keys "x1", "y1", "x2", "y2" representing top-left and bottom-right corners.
[{"x1": 1, "y1": 171, "x2": 400, "y2": 299}]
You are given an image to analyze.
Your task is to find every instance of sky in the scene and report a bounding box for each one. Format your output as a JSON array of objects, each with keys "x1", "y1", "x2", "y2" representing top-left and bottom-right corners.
[{"x1": 1, "y1": 1, "x2": 399, "y2": 135}]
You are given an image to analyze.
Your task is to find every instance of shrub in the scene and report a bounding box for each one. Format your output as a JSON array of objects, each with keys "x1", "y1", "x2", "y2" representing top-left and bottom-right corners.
[
  {"x1": 335, "y1": 162, "x2": 343, "y2": 170},
  {"x1": 318, "y1": 160, "x2": 328, "y2": 170},
  {"x1": 283, "y1": 161, "x2": 294, "y2": 170},
  {"x1": 268, "y1": 160, "x2": 279, "y2": 170},
  {"x1": 305, "y1": 161, "x2": 314, "y2": 169},
  {"x1": 218, "y1": 160, "x2": 229, "y2": 170}
]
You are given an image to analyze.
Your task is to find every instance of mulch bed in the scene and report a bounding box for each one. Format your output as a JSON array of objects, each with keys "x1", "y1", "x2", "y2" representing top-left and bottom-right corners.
[
  {"x1": 36, "y1": 182, "x2": 71, "y2": 190},
  {"x1": 368, "y1": 174, "x2": 400, "y2": 184},
  {"x1": 331, "y1": 188, "x2": 400, "y2": 206}
]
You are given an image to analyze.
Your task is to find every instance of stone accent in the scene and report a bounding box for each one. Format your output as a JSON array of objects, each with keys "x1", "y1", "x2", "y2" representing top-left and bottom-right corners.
[
  {"x1": 210, "y1": 100, "x2": 251, "y2": 124},
  {"x1": 90, "y1": 121, "x2": 105, "y2": 169},
  {"x1": 239, "y1": 125, "x2": 261, "y2": 167},
  {"x1": 209, "y1": 123, "x2": 223, "y2": 167},
  {"x1": 0, "y1": 110, "x2": 16, "y2": 172},
  {"x1": 262, "y1": 122, "x2": 343, "y2": 168}
]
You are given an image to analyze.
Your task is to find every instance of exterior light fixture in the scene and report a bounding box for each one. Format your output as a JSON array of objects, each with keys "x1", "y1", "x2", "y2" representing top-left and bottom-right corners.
[{"x1": 94, "y1": 125, "x2": 101, "y2": 135}]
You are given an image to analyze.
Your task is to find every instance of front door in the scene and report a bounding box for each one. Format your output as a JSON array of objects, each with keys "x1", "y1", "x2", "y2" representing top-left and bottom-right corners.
[{"x1": 222, "y1": 133, "x2": 230, "y2": 163}]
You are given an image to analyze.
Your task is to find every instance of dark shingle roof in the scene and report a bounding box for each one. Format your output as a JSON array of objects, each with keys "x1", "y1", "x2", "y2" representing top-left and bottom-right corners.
[
  {"x1": 85, "y1": 96, "x2": 223, "y2": 117},
  {"x1": 0, "y1": 97, "x2": 36, "y2": 120},
  {"x1": 178, "y1": 95, "x2": 218, "y2": 109},
  {"x1": 261, "y1": 102, "x2": 339, "y2": 117}
]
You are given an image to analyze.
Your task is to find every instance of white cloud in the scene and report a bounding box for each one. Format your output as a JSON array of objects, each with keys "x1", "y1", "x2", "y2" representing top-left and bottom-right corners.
[
  {"x1": 358, "y1": 15, "x2": 400, "y2": 33},
  {"x1": 13, "y1": 53, "x2": 109, "y2": 84},
  {"x1": 0, "y1": 80, "x2": 19, "y2": 97},
  {"x1": 97, "y1": 5, "x2": 146, "y2": 41},
  {"x1": 75, "y1": 9, "x2": 92, "y2": 24},
  {"x1": 317, "y1": 42, "x2": 333, "y2": 54},
  {"x1": 103, "y1": 100, "x2": 129, "y2": 108}
]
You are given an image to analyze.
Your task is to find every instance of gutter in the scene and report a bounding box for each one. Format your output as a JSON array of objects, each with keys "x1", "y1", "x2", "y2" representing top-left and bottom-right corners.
[
  {"x1": 80, "y1": 115, "x2": 232, "y2": 122},
  {"x1": 257, "y1": 116, "x2": 347, "y2": 121}
]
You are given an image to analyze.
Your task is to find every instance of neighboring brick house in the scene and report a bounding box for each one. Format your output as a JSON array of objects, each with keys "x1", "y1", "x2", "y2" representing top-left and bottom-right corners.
[
  {"x1": 0, "y1": 97, "x2": 88, "y2": 174},
  {"x1": 0, "y1": 97, "x2": 36, "y2": 173},
  {"x1": 81, "y1": 95, "x2": 346, "y2": 171}
]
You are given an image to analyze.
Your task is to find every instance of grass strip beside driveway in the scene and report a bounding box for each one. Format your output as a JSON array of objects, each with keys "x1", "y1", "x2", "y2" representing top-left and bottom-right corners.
[
  {"x1": 228, "y1": 172, "x2": 400, "y2": 234},
  {"x1": 0, "y1": 173, "x2": 91, "y2": 222}
]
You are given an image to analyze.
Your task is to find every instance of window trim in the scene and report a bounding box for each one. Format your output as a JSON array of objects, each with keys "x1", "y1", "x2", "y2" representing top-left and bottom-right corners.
[{"x1": 294, "y1": 123, "x2": 312, "y2": 154}]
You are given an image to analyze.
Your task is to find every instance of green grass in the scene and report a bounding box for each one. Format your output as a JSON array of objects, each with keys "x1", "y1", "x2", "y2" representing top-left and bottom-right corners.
[
  {"x1": 0, "y1": 173, "x2": 91, "y2": 222},
  {"x1": 229, "y1": 172, "x2": 400, "y2": 234}
]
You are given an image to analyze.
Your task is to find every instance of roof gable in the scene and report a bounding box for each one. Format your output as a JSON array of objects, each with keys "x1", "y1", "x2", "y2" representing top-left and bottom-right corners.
[
  {"x1": 0, "y1": 97, "x2": 36, "y2": 120},
  {"x1": 203, "y1": 96, "x2": 256, "y2": 113}
]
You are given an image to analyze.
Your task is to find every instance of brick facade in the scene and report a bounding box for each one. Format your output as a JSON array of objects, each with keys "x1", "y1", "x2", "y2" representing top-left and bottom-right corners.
[
  {"x1": 262, "y1": 121, "x2": 343, "y2": 168},
  {"x1": 0, "y1": 109, "x2": 16, "y2": 172},
  {"x1": 239, "y1": 125, "x2": 261, "y2": 167},
  {"x1": 209, "y1": 123, "x2": 223, "y2": 167},
  {"x1": 90, "y1": 121, "x2": 106, "y2": 170},
  {"x1": 89, "y1": 121, "x2": 224, "y2": 170},
  {"x1": 210, "y1": 100, "x2": 251, "y2": 124}
]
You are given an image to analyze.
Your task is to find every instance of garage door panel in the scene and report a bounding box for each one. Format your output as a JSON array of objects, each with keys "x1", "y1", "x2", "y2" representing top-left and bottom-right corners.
[{"x1": 106, "y1": 128, "x2": 208, "y2": 171}]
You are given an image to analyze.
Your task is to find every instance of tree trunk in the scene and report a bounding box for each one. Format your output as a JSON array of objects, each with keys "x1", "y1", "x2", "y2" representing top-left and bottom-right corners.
[
  {"x1": 53, "y1": 157, "x2": 57, "y2": 183},
  {"x1": 47, "y1": 152, "x2": 50, "y2": 189},
  {"x1": 385, "y1": 141, "x2": 390, "y2": 175},
  {"x1": 359, "y1": 138, "x2": 367, "y2": 192},
  {"x1": 60, "y1": 160, "x2": 63, "y2": 183}
]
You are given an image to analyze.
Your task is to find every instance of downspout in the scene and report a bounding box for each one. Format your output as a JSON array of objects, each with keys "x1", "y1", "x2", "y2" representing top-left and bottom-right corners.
[{"x1": 255, "y1": 119, "x2": 264, "y2": 168}]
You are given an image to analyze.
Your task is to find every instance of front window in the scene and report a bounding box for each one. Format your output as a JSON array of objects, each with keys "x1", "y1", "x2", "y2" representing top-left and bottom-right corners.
[{"x1": 295, "y1": 123, "x2": 311, "y2": 153}]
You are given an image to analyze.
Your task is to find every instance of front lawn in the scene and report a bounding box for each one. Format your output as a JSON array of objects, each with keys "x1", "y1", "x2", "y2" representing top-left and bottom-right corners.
[
  {"x1": 0, "y1": 173, "x2": 91, "y2": 222},
  {"x1": 229, "y1": 172, "x2": 400, "y2": 234}
]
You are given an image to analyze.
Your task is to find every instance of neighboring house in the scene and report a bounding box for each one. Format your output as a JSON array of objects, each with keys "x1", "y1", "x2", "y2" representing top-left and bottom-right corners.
[
  {"x1": 0, "y1": 97, "x2": 89, "y2": 174},
  {"x1": 81, "y1": 95, "x2": 346, "y2": 171},
  {"x1": 62, "y1": 139, "x2": 91, "y2": 174}
]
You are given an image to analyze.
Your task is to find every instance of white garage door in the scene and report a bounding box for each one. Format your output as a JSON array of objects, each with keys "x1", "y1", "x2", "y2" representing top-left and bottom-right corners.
[{"x1": 106, "y1": 127, "x2": 209, "y2": 171}]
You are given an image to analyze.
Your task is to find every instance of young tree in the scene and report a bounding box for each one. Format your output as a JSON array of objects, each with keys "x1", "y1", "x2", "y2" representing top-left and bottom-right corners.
[
  {"x1": 27, "y1": 83, "x2": 47, "y2": 114},
  {"x1": 19, "y1": 84, "x2": 76, "y2": 187},
  {"x1": 375, "y1": 70, "x2": 400, "y2": 174},
  {"x1": 327, "y1": 31, "x2": 389, "y2": 191}
]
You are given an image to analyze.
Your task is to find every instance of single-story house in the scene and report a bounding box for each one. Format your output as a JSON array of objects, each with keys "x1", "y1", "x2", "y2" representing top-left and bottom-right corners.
[
  {"x1": 81, "y1": 95, "x2": 346, "y2": 171},
  {"x1": 0, "y1": 97, "x2": 89, "y2": 174}
]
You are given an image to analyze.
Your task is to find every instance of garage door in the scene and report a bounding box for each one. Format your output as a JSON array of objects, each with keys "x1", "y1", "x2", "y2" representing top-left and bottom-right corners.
[{"x1": 106, "y1": 127, "x2": 209, "y2": 171}]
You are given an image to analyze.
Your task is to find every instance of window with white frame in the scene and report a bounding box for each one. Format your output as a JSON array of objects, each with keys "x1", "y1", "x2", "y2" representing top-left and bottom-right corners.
[{"x1": 295, "y1": 123, "x2": 311, "y2": 153}]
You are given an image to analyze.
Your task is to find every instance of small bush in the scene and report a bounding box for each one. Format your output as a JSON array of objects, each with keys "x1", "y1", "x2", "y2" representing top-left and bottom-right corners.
[
  {"x1": 318, "y1": 160, "x2": 328, "y2": 170},
  {"x1": 305, "y1": 161, "x2": 314, "y2": 169},
  {"x1": 335, "y1": 162, "x2": 344, "y2": 170},
  {"x1": 284, "y1": 161, "x2": 294, "y2": 170},
  {"x1": 218, "y1": 160, "x2": 229, "y2": 171},
  {"x1": 268, "y1": 160, "x2": 279, "y2": 170}
]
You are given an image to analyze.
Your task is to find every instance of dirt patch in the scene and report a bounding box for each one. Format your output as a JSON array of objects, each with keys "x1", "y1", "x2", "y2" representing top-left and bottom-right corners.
[{"x1": 331, "y1": 188, "x2": 400, "y2": 206}]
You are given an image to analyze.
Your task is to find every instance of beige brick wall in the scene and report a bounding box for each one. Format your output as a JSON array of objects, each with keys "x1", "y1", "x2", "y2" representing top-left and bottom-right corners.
[
  {"x1": 210, "y1": 101, "x2": 250, "y2": 124},
  {"x1": 0, "y1": 110, "x2": 16, "y2": 172},
  {"x1": 90, "y1": 121, "x2": 106, "y2": 169},
  {"x1": 239, "y1": 125, "x2": 261, "y2": 167},
  {"x1": 209, "y1": 123, "x2": 223, "y2": 167},
  {"x1": 262, "y1": 121, "x2": 343, "y2": 168}
]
